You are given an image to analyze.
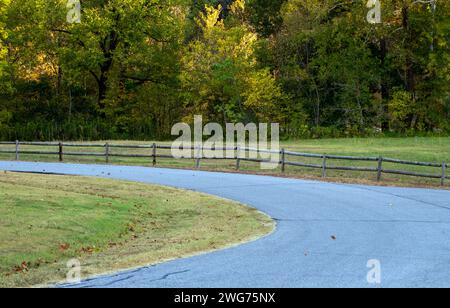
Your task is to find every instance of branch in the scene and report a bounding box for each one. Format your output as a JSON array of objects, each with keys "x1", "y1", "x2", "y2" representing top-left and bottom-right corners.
[
  {"x1": 50, "y1": 28, "x2": 72, "y2": 35},
  {"x1": 121, "y1": 74, "x2": 162, "y2": 85},
  {"x1": 89, "y1": 70, "x2": 100, "y2": 84},
  {"x1": 50, "y1": 29, "x2": 86, "y2": 48},
  {"x1": 144, "y1": 31, "x2": 171, "y2": 43}
]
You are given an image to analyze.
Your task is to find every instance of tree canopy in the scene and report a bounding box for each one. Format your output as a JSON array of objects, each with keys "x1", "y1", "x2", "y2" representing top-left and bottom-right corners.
[{"x1": 0, "y1": 0, "x2": 448, "y2": 140}]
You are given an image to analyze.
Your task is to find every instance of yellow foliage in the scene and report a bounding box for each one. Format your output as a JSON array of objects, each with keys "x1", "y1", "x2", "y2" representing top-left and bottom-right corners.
[
  {"x1": 196, "y1": 5, "x2": 224, "y2": 34},
  {"x1": 18, "y1": 53, "x2": 58, "y2": 81}
]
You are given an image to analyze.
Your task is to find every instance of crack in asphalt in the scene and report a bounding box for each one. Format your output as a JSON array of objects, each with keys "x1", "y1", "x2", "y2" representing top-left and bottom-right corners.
[
  {"x1": 61, "y1": 266, "x2": 150, "y2": 288},
  {"x1": 80, "y1": 274, "x2": 135, "y2": 288},
  {"x1": 147, "y1": 269, "x2": 191, "y2": 282},
  {"x1": 351, "y1": 185, "x2": 450, "y2": 211},
  {"x1": 73, "y1": 269, "x2": 190, "y2": 288}
]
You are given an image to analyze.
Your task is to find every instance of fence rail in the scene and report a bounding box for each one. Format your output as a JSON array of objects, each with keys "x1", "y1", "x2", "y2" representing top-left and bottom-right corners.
[{"x1": 0, "y1": 141, "x2": 448, "y2": 186}]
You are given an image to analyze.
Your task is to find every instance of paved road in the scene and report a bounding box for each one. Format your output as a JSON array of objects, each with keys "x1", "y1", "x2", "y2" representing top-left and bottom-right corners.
[{"x1": 1, "y1": 161, "x2": 450, "y2": 288}]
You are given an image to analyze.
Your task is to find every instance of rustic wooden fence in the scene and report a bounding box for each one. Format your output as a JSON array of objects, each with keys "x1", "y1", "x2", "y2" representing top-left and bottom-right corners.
[{"x1": 0, "y1": 141, "x2": 448, "y2": 186}]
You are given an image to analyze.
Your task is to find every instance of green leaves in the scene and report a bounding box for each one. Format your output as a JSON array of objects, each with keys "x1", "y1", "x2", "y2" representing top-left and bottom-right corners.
[
  {"x1": 0, "y1": 0, "x2": 448, "y2": 140},
  {"x1": 267, "y1": 0, "x2": 449, "y2": 134},
  {"x1": 0, "y1": 0, "x2": 9, "y2": 73},
  {"x1": 181, "y1": 2, "x2": 286, "y2": 124},
  {"x1": 243, "y1": 68, "x2": 288, "y2": 122}
]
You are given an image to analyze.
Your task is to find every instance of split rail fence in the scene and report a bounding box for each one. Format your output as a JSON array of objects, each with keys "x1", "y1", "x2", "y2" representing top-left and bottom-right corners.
[{"x1": 0, "y1": 141, "x2": 448, "y2": 186}]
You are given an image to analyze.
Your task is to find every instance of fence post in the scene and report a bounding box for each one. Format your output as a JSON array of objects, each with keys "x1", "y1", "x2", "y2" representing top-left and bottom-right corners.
[
  {"x1": 105, "y1": 143, "x2": 110, "y2": 164},
  {"x1": 322, "y1": 155, "x2": 327, "y2": 178},
  {"x1": 442, "y1": 161, "x2": 446, "y2": 186},
  {"x1": 152, "y1": 143, "x2": 157, "y2": 166},
  {"x1": 195, "y1": 146, "x2": 201, "y2": 169},
  {"x1": 58, "y1": 142, "x2": 63, "y2": 162},
  {"x1": 236, "y1": 146, "x2": 241, "y2": 170},
  {"x1": 15, "y1": 140, "x2": 19, "y2": 161},
  {"x1": 211, "y1": 144, "x2": 215, "y2": 161},
  {"x1": 377, "y1": 156, "x2": 383, "y2": 182},
  {"x1": 281, "y1": 148, "x2": 286, "y2": 173}
]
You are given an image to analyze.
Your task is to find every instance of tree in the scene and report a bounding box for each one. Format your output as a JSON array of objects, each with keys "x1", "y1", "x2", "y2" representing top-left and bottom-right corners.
[
  {"x1": 270, "y1": 0, "x2": 345, "y2": 131},
  {"x1": 0, "y1": 0, "x2": 448, "y2": 140},
  {"x1": 1, "y1": 0, "x2": 188, "y2": 139},
  {"x1": 247, "y1": 0, "x2": 286, "y2": 37},
  {"x1": 268, "y1": 0, "x2": 449, "y2": 135},
  {"x1": 0, "y1": 0, "x2": 12, "y2": 133},
  {"x1": 6, "y1": 0, "x2": 185, "y2": 110},
  {"x1": 243, "y1": 68, "x2": 288, "y2": 122},
  {"x1": 0, "y1": 0, "x2": 9, "y2": 82},
  {"x1": 181, "y1": 1, "x2": 287, "y2": 125},
  {"x1": 370, "y1": 0, "x2": 450, "y2": 131}
]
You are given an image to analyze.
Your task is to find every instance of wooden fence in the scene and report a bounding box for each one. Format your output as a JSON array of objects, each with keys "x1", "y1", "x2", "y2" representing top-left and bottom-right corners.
[{"x1": 0, "y1": 141, "x2": 448, "y2": 186}]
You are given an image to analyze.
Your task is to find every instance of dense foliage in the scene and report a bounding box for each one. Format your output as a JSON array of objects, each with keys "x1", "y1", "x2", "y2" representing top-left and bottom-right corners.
[{"x1": 0, "y1": 0, "x2": 448, "y2": 140}]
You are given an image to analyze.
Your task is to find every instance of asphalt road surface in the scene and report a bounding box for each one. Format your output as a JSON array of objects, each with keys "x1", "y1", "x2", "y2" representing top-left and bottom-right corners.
[{"x1": 1, "y1": 161, "x2": 450, "y2": 288}]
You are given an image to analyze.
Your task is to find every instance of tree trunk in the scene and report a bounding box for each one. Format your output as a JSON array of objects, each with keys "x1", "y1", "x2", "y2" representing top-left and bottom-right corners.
[
  {"x1": 402, "y1": 2, "x2": 418, "y2": 130},
  {"x1": 97, "y1": 74, "x2": 108, "y2": 110},
  {"x1": 402, "y1": 3, "x2": 416, "y2": 98},
  {"x1": 95, "y1": 7, "x2": 120, "y2": 111},
  {"x1": 379, "y1": 37, "x2": 389, "y2": 131}
]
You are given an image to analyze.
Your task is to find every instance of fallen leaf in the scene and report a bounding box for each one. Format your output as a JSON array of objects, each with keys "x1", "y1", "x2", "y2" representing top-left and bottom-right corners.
[
  {"x1": 14, "y1": 261, "x2": 29, "y2": 273},
  {"x1": 59, "y1": 243, "x2": 70, "y2": 251}
]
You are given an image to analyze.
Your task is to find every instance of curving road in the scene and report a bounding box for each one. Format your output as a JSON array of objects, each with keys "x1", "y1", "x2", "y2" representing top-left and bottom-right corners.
[{"x1": 1, "y1": 161, "x2": 450, "y2": 288}]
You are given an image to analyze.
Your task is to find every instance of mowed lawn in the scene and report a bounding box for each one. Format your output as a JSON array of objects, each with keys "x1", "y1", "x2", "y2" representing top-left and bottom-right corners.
[
  {"x1": 281, "y1": 137, "x2": 449, "y2": 187},
  {"x1": 283, "y1": 137, "x2": 449, "y2": 163},
  {"x1": 0, "y1": 172, "x2": 273, "y2": 288},
  {"x1": 0, "y1": 137, "x2": 449, "y2": 187}
]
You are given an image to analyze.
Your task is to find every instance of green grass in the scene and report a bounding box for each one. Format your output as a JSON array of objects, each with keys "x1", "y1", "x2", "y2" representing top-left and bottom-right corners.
[
  {"x1": 283, "y1": 137, "x2": 449, "y2": 163},
  {"x1": 0, "y1": 136, "x2": 449, "y2": 187},
  {"x1": 0, "y1": 172, "x2": 273, "y2": 288},
  {"x1": 278, "y1": 137, "x2": 450, "y2": 187}
]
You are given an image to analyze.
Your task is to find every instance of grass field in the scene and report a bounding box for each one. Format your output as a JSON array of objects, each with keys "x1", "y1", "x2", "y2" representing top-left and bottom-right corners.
[
  {"x1": 0, "y1": 137, "x2": 449, "y2": 187},
  {"x1": 0, "y1": 172, "x2": 273, "y2": 288}
]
